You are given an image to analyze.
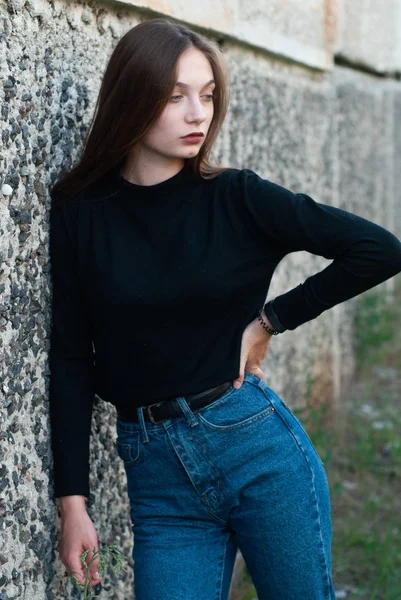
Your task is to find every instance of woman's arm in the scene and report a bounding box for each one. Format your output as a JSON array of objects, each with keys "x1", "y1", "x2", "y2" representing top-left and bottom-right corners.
[
  {"x1": 49, "y1": 196, "x2": 95, "y2": 501},
  {"x1": 49, "y1": 196, "x2": 104, "y2": 589},
  {"x1": 239, "y1": 169, "x2": 401, "y2": 331}
]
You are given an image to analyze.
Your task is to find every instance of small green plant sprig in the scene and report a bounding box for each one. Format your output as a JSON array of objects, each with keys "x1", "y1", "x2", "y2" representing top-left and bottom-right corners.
[{"x1": 71, "y1": 544, "x2": 129, "y2": 599}]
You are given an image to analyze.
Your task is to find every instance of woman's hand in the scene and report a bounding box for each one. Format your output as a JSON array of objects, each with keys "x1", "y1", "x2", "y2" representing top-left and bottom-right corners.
[
  {"x1": 233, "y1": 311, "x2": 274, "y2": 388},
  {"x1": 58, "y1": 509, "x2": 103, "y2": 589}
]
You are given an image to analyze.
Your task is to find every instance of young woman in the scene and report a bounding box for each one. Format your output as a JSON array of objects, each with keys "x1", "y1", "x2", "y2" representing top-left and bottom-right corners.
[{"x1": 49, "y1": 17, "x2": 401, "y2": 600}]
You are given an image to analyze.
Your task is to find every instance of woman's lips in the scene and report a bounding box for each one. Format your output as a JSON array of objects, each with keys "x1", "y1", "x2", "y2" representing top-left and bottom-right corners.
[{"x1": 181, "y1": 134, "x2": 204, "y2": 143}]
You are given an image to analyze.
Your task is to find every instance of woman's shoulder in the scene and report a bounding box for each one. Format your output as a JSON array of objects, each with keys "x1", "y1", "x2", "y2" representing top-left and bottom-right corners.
[
  {"x1": 203, "y1": 166, "x2": 252, "y2": 192},
  {"x1": 49, "y1": 185, "x2": 99, "y2": 255},
  {"x1": 210, "y1": 166, "x2": 265, "y2": 188},
  {"x1": 49, "y1": 187, "x2": 85, "y2": 233},
  {"x1": 208, "y1": 166, "x2": 274, "y2": 197},
  {"x1": 217, "y1": 167, "x2": 297, "y2": 200},
  {"x1": 50, "y1": 167, "x2": 118, "y2": 207}
]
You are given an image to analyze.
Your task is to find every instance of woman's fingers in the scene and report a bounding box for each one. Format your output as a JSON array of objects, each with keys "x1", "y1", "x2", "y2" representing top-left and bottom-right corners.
[
  {"x1": 66, "y1": 552, "x2": 86, "y2": 585},
  {"x1": 235, "y1": 365, "x2": 265, "y2": 388},
  {"x1": 233, "y1": 315, "x2": 271, "y2": 388},
  {"x1": 251, "y1": 366, "x2": 265, "y2": 380},
  {"x1": 90, "y1": 554, "x2": 103, "y2": 584},
  {"x1": 86, "y1": 546, "x2": 103, "y2": 585},
  {"x1": 233, "y1": 349, "x2": 247, "y2": 388},
  {"x1": 63, "y1": 543, "x2": 103, "y2": 588},
  {"x1": 67, "y1": 551, "x2": 103, "y2": 588}
]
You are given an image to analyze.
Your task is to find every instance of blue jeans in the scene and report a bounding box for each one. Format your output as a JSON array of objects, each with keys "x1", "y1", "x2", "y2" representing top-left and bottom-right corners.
[{"x1": 115, "y1": 371, "x2": 336, "y2": 600}]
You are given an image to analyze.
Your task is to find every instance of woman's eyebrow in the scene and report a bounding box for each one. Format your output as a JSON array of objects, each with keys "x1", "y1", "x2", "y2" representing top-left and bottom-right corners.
[{"x1": 175, "y1": 79, "x2": 215, "y2": 89}]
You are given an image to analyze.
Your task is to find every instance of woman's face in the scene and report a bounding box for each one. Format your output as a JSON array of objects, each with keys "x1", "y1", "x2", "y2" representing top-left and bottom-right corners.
[{"x1": 141, "y1": 47, "x2": 215, "y2": 160}]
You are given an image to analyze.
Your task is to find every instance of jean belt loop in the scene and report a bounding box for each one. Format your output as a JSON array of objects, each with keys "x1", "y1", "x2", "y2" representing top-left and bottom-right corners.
[
  {"x1": 175, "y1": 396, "x2": 199, "y2": 427},
  {"x1": 136, "y1": 406, "x2": 150, "y2": 443}
]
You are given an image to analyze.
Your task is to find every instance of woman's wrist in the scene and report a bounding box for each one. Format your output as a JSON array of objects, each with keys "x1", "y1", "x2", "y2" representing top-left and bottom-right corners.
[
  {"x1": 261, "y1": 309, "x2": 275, "y2": 331},
  {"x1": 58, "y1": 495, "x2": 87, "y2": 517},
  {"x1": 257, "y1": 308, "x2": 279, "y2": 336},
  {"x1": 263, "y1": 300, "x2": 286, "y2": 334}
]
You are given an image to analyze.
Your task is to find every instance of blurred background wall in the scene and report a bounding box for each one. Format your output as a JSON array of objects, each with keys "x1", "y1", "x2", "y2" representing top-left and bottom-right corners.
[{"x1": 1, "y1": 0, "x2": 400, "y2": 597}]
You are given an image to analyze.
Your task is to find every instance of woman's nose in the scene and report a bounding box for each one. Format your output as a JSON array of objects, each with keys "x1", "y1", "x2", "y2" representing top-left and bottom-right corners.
[{"x1": 186, "y1": 101, "x2": 206, "y2": 123}]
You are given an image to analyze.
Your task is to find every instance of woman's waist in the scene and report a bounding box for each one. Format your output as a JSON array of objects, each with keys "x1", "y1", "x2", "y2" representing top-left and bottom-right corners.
[{"x1": 94, "y1": 362, "x2": 240, "y2": 410}]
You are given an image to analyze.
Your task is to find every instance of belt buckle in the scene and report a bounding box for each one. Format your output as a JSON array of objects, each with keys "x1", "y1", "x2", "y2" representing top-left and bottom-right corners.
[{"x1": 146, "y1": 401, "x2": 166, "y2": 424}]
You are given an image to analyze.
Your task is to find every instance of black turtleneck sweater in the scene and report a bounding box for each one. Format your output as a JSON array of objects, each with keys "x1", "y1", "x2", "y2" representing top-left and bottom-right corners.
[{"x1": 49, "y1": 164, "x2": 401, "y2": 497}]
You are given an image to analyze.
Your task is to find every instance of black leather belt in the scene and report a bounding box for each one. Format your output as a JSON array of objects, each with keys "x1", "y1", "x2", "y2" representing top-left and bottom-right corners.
[{"x1": 116, "y1": 380, "x2": 232, "y2": 424}]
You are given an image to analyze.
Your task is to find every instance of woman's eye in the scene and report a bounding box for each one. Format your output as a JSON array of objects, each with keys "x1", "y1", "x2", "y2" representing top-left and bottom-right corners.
[{"x1": 170, "y1": 94, "x2": 214, "y2": 102}]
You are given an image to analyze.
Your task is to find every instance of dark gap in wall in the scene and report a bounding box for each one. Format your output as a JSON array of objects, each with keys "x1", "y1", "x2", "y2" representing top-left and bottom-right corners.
[{"x1": 334, "y1": 53, "x2": 401, "y2": 81}]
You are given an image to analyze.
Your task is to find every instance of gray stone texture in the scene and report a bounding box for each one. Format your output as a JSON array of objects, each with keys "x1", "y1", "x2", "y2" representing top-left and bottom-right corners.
[
  {"x1": 337, "y1": 0, "x2": 401, "y2": 73},
  {"x1": 118, "y1": 0, "x2": 334, "y2": 69},
  {"x1": 0, "y1": 0, "x2": 400, "y2": 598}
]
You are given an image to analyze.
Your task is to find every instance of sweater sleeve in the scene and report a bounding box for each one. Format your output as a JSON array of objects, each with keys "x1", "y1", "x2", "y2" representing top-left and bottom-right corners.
[
  {"x1": 49, "y1": 196, "x2": 95, "y2": 498},
  {"x1": 240, "y1": 168, "x2": 401, "y2": 332}
]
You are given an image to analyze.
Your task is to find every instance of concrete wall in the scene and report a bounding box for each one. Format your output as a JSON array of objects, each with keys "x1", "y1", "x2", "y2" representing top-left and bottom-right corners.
[
  {"x1": 1, "y1": 0, "x2": 401, "y2": 598},
  {"x1": 337, "y1": 0, "x2": 401, "y2": 73}
]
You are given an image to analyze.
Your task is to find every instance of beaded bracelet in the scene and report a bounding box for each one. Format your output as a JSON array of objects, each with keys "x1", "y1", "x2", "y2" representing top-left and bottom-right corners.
[{"x1": 257, "y1": 308, "x2": 279, "y2": 336}]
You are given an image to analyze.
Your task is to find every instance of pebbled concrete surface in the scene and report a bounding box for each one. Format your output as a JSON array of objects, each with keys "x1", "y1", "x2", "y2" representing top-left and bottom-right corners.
[{"x1": 0, "y1": 1, "x2": 401, "y2": 598}]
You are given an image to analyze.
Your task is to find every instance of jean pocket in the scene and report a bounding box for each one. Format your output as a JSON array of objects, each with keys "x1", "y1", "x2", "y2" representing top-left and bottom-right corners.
[
  {"x1": 196, "y1": 380, "x2": 275, "y2": 431},
  {"x1": 275, "y1": 398, "x2": 325, "y2": 468},
  {"x1": 116, "y1": 433, "x2": 144, "y2": 469}
]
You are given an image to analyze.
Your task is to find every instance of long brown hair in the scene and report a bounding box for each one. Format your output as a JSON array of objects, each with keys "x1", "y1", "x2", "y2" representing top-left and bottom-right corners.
[{"x1": 50, "y1": 17, "x2": 234, "y2": 202}]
